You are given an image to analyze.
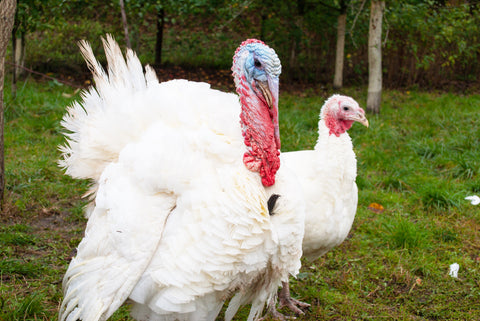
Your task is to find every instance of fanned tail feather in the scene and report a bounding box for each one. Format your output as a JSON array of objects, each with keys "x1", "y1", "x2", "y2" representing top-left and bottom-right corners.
[
  {"x1": 59, "y1": 34, "x2": 159, "y2": 182},
  {"x1": 77, "y1": 39, "x2": 107, "y2": 92}
]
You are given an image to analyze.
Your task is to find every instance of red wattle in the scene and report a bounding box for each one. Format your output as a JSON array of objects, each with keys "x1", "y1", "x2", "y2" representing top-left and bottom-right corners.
[
  {"x1": 325, "y1": 113, "x2": 354, "y2": 137},
  {"x1": 237, "y1": 82, "x2": 280, "y2": 187},
  {"x1": 232, "y1": 41, "x2": 280, "y2": 186}
]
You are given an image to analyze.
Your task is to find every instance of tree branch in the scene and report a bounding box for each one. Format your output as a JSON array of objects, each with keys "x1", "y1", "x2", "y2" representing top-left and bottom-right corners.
[
  {"x1": 316, "y1": 0, "x2": 340, "y2": 12},
  {"x1": 349, "y1": 0, "x2": 367, "y2": 48},
  {"x1": 5, "y1": 62, "x2": 83, "y2": 88}
]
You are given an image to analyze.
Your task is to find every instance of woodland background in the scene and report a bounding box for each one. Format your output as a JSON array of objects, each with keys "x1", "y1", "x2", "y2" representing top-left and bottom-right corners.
[{"x1": 8, "y1": 0, "x2": 480, "y2": 91}]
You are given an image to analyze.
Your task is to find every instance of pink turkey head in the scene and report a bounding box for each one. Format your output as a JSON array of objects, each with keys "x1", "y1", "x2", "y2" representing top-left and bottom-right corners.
[{"x1": 321, "y1": 94, "x2": 369, "y2": 137}]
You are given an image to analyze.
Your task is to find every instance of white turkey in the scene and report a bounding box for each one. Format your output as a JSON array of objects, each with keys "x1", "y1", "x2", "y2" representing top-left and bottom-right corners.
[
  {"x1": 58, "y1": 35, "x2": 305, "y2": 321},
  {"x1": 274, "y1": 94, "x2": 369, "y2": 315}
]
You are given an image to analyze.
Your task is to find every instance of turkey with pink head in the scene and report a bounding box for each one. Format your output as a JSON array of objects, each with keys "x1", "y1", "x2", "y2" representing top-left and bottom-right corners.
[
  {"x1": 271, "y1": 94, "x2": 369, "y2": 317},
  {"x1": 58, "y1": 35, "x2": 304, "y2": 321}
]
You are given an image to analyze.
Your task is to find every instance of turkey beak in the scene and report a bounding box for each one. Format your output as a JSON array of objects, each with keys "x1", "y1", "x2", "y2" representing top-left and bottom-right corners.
[
  {"x1": 257, "y1": 79, "x2": 273, "y2": 109},
  {"x1": 360, "y1": 117, "x2": 369, "y2": 128},
  {"x1": 352, "y1": 109, "x2": 369, "y2": 128},
  {"x1": 257, "y1": 77, "x2": 280, "y2": 149}
]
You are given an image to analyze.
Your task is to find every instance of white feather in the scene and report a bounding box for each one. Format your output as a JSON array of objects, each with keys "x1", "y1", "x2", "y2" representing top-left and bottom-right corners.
[
  {"x1": 58, "y1": 36, "x2": 304, "y2": 321},
  {"x1": 283, "y1": 118, "x2": 358, "y2": 260}
]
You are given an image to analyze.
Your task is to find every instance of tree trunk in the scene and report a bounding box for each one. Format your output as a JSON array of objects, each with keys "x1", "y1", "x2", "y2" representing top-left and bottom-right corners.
[
  {"x1": 259, "y1": 14, "x2": 266, "y2": 41},
  {"x1": 367, "y1": 1, "x2": 384, "y2": 114},
  {"x1": 14, "y1": 31, "x2": 24, "y2": 76},
  {"x1": 154, "y1": 6, "x2": 165, "y2": 67},
  {"x1": 11, "y1": 29, "x2": 24, "y2": 98},
  {"x1": 333, "y1": 0, "x2": 347, "y2": 89},
  {"x1": 119, "y1": 0, "x2": 131, "y2": 48},
  {"x1": 297, "y1": 0, "x2": 306, "y2": 15},
  {"x1": 0, "y1": 0, "x2": 17, "y2": 210},
  {"x1": 11, "y1": 23, "x2": 17, "y2": 97},
  {"x1": 289, "y1": 37, "x2": 296, "y2": 73}
]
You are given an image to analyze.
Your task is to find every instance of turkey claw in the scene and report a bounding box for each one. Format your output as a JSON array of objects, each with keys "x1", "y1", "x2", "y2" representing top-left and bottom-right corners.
[
  {"x1": 259, "y1": 308, "x2": 296, "y2": 321},
  {"x1": 278, "y1": 297, "x2": 310, "y2": 315}
]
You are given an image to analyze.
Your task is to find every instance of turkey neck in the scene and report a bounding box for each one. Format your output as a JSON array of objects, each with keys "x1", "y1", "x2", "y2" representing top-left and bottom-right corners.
[
  {"x1": 315, "y1": 119, "x2": 356, "y2": 171},
  {"x1": 313, "y1": 118, "x2": 357, "y2": 202},
  {"x1": 236, "y1": 75, "x2": 280, "y2": 187}
]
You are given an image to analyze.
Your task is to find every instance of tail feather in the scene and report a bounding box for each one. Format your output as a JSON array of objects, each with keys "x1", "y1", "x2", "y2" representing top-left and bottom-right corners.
[
  {"x1": 59, "y1": 34, "x2": 240, "y2": 185},
  {"x1": 247, "y1": 297, "x2": 271, "y2": 321},
  {"x1": 102, "y1": 34, "x2": 126, "y2": 83},
  {"x1": 101, "y1": 34, "x2": 147, "y2": 93},
  {"x1": 145, "y1": 65, "x2": 159, "y2": 86},
  {"x1": 224, "y1": 291, "x2": 271, "y2": 321},
  {"x1": 78, "y1": 39, "x2": 107, "y2": 90},
  {"x1": 224, "y1": 293, "x2": 243, "y2": 321},
  {"x1": 59, "y1": 34, "x2": 160, "y2": 182}
]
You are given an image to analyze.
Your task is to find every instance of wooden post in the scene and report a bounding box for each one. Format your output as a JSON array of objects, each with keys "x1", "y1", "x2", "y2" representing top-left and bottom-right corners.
[
  {"x1": 333, "y1": 0, "x2": 347, "y2": 89},
  {"x1": 119, "y1": 0, "x2": 131, "y2": 48},
  {"x1": 367, "y1": 1, "x2": 385, "y2": 114}
]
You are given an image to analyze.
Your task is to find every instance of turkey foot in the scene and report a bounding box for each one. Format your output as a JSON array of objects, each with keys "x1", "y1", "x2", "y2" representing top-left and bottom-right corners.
[
  {"x1": 259, "y1": 297, "x2": 295, "y2": 321},
  {"x1": 278, "y1": 282, "x2": 310, "y2": 315}
]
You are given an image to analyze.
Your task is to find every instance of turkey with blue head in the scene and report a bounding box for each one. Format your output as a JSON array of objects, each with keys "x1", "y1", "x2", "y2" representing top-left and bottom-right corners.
[{"x1": 58, "y1": 35, "x2": 305, "y2": 321}]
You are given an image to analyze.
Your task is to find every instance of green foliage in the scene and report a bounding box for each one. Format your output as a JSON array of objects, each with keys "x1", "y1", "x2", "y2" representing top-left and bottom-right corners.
[
  {"x1": 27, "y1": 19, "x2": 117, "y2": 68},
  {"x1": 386, "y1": 1, "x2": 480, "y2": 86},
  {"x1": 11, "y1": 0, "x2": 480, "y2": 87},
  {"x1": 14, "y1": 0, "x2": 63, "y2": 35}
]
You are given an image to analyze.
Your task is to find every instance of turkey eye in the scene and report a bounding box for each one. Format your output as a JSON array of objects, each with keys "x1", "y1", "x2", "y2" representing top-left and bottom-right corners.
[
  {"x1": 254, "y1": 59, "x2": 262, "y2": 68},
  {"x1": 343, "y1": 106, "x2": 349, "y2": 111}
]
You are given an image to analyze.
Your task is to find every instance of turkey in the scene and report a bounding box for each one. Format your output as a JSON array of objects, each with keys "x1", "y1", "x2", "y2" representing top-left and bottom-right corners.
[
  {"x1": 58, "y1": 35, "x2": 305, "y2": 321},
  {"x1": 274, "y1": 94, "x2": 369, "y2": 315}
]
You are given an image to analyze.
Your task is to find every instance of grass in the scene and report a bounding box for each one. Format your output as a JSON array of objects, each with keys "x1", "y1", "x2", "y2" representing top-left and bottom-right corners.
[{"x1": 1, "y1": 76, "x2": 480, "y2": 320}]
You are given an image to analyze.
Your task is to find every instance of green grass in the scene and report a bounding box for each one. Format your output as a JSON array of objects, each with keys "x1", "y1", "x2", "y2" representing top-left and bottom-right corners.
[{"x1": 1, "y1": 77, "x2": 480, "y2": 320}]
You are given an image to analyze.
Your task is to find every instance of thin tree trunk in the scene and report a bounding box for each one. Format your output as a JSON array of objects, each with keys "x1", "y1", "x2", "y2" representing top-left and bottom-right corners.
[
  {"x1": 367, "y1": 1, "x2": 384, "y2": 114},
  {"x1": 259, "y1": 14, "x2": 266, "y2": 41},
  {"x1": 0, "y1": 0, "x2": 17, "y2": 210},
  {"x1": 11, "y1": 29, "x2": 23, "y2": 98},
  {"x1": 119, "y1": 0, "x2": 131, "y2": 48},
  {"x1": 11, "y1": 24, "x2": 17, "y2": 97},
  {"x1": 154, "y1": 6, "x2": 165, "y2": 67},
  {"x1": 289, "y1": 37, "x2": 296, "y2": 73},
  {"x1": 333, "y1": 0, "x2": 347, "y2": 89},
  {"x1": 14, "y1": 31, "x2": 24, "y2": 76}
]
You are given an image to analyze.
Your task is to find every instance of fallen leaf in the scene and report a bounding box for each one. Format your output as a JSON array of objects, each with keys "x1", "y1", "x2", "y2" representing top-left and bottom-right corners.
[{"x1": 367, "y1": 202, "x2": 385, "y2": 213}]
